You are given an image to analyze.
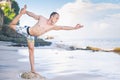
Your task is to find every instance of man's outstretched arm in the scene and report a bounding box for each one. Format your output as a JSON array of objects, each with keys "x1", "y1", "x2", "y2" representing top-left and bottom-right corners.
[
  {"x1": 26, "y1": 11, "x2": 41, "y2": 20},
  {"x1": 24, "y1": 5, "x2": 41, "y2": 20},
  {"x1": 53, "y1": 24, "x2": 83, "y2": 30}
]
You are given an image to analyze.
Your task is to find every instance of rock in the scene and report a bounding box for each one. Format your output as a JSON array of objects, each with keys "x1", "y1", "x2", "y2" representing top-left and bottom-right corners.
[
  {"x1": 0, "y1": 8, "x2": 4, "y2": 30},
  {"x1": 69, "y1": 46, "x2": 76, "y2": 50},
  {"x1": 21, "y1": 72, "x2": 46, "y2": 80},
  {"x1": 86, "y1": 46, "x2": 101, "y2": 52},
  {"x1": 113, "y1": 47, "x2": 120, "y2": 53},
  {"x1": 45, "y1": 35, "x2": 54, "y2": 40}
]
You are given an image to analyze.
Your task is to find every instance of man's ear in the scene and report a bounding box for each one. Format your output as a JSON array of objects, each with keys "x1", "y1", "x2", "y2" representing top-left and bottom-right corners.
[
  {"x1": 51, "y1": 16, "x2": 53, "y2": 18},
  {"x1": 51, "y1": 15, "x2": 55, "y2": 18}
]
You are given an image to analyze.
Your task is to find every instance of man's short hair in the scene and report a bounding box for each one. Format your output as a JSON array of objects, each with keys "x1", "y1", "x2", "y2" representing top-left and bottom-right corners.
[{"x1": 50, "y1": 12, "x2": 59, "y2": 18}]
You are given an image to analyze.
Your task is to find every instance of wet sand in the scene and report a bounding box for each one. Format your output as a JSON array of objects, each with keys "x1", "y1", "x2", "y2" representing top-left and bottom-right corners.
[{"x1": 0, "y1": 41, "x2": 29, "y2": 80}]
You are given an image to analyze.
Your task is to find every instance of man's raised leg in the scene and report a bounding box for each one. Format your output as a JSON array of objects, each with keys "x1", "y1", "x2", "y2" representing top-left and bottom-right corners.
[{"x1": 9, "y1": 5, "x2": 26, "y2": 30}]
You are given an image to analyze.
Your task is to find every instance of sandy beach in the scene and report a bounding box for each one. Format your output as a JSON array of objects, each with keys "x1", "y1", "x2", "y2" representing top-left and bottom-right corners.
[{"x1": 0, "y1": 41, "x2": 120, "y2": 80}]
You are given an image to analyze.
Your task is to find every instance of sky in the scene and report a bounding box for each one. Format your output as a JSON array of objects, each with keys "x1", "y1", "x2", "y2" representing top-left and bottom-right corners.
[{"x1": 15, "y1": 0, "x2": 120, "y2": 40}]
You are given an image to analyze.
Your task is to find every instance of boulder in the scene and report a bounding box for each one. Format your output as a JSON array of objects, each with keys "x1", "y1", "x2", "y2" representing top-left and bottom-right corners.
[{"x1": 21, "y1": 72, "x2": 46, "y2": 80}]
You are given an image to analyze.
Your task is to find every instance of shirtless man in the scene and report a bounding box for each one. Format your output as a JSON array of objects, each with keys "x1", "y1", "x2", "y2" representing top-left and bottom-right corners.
[{"x1": 9, "y1": 5, "x2": 83, "y2": 73}]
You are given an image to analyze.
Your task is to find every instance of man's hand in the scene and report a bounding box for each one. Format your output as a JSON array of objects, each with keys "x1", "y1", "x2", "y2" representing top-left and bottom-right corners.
[
  {"x1": 20, "y1": 5, "x2": 27, "y2": 14},
  {"x1": 74, "y1": 24, "x2": 83, "y2": 29}
]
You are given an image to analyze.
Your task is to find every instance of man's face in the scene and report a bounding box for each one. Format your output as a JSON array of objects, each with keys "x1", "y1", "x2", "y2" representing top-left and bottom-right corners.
[{"x1": 51, "y1": 14, "x2": 59, "y2": 24}]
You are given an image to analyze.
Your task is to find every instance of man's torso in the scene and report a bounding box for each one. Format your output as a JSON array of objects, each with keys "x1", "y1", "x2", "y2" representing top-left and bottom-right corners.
[{"x1": 29, "y1": 16, "x2": 54, "y2": 36}]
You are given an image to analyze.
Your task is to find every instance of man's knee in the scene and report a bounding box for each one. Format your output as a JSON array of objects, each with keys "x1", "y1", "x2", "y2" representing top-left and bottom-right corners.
[
  {"x1": 28, "y1": 43, "x2": 34, "y2": 51},
  {"x1": 28, "y1": 46, "x2": 34, "y2": 51}
]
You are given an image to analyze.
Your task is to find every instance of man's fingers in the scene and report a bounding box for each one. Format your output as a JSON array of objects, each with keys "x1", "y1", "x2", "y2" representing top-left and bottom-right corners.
[
  {"x1": 24, "y1": 4, "x2": 27, "y2": 9},
  {"x1": 78, "y1": 24, "x2": 83, "y2": 27},
  {"x1": 80, "y1": 25, "x2": 84, "y2": 28}
]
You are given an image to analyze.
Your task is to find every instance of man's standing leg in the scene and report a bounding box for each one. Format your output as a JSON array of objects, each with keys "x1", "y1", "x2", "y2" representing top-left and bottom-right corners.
[{"x1": 27, "y1": 40, "x2": 35, "y2": 73}]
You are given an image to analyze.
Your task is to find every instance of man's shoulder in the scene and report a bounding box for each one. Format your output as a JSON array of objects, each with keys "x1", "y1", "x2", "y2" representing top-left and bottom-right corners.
[{"x1": 40, "y1": 15, "x2": 48, "y2": 20}]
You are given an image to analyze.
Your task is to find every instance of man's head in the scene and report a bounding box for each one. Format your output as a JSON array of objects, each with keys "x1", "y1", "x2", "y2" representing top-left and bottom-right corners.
[{"x1": 49, "y1": 12, "x2": 59, "y2": 24}]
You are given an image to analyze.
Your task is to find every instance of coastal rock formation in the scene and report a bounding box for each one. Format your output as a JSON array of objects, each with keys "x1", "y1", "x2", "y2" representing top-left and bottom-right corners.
[
  {"x1": 0, "y1": 8, "x2": 4, "y2": 29},
  {"x1": 21, "y1": 72, "x2": 45, "y2": 80},
  {"x1": 86, "y1": 46, "x2": 102, "y2": 51},
  {"x1": 45, "y1": 35, "x2": 54, "y2": 40},
  {"x1": 112, "y1": 47, "x2": 120, "y2": 55}
]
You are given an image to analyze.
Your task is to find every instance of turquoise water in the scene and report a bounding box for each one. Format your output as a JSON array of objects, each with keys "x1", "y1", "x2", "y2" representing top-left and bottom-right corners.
[{"x1": 18, "y1": 39, "x2": 120, "y2": 80}]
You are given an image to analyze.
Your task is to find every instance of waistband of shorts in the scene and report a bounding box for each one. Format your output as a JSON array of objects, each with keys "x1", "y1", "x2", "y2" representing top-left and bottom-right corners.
[{"x1": 26, "y1": 26, "x2": 31, "y2": 35}]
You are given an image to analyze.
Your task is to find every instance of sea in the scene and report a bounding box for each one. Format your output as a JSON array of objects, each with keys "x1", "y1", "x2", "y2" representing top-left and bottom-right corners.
[{"x1": 18, "y1": 38, "x2": 120, "y2": 80}]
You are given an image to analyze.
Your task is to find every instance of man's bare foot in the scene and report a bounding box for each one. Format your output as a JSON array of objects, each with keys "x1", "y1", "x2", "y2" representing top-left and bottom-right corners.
[
  {"x1": 31, "y1": 71, "x2": 39, "y2": 75},
  {"x1": 31, "y1": 71, "x2": 46, "y2": 79}
]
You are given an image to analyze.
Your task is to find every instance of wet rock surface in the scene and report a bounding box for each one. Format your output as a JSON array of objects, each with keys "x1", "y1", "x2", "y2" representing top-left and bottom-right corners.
[{"x1": 21, "y1": 72, "x2": 46, "y2": 80}]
